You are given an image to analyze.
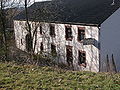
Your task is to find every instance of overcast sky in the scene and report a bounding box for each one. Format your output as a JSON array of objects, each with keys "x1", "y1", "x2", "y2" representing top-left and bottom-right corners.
[
  {"x1": 6, "y1": 0, "x2": 50, "y2": 7},
  {"x1": 35, "y1": 0, "x2": 49, "y2": 2},
  {"x1": 23, "y1": 0, "x2": 50, "y2": 6}
]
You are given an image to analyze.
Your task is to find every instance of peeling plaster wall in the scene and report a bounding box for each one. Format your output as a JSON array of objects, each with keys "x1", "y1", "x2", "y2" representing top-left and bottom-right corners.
[{"x1": 14, "y1": 20, "x2": 99, "y2": 72}]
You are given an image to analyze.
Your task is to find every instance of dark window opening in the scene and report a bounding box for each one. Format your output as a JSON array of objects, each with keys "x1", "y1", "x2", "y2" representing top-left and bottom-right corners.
[
  {"x1": 40, "y1": 42, "x2": 43, "y2": 51},
  {"x1": 21, "y1": 39, "x2": 23, "y2": 45},
  {"x1": 50, "y1": 24, "x2": 55, "y2": 37},
  {"x1": 40, "y1": 26, "x2": 42, "y2": 35},
  {"x1": 78, "y1": 27, "x2": 85, "y2": 41},
  {"x1": 19, "y1": 22, "x2": 22, "y2": 25},
  {"x1": 51, "y1": 44, "x2": 56, "y2": 55},
  {"x1": 66, "y1": 46, "x2": 73, "y2": 66},
  {"x1": 65, "y1": 26, "x2": 73, "y2": 41},
  {"x1": 78, "y1": 51, "x2": 86, "y2": 67}
]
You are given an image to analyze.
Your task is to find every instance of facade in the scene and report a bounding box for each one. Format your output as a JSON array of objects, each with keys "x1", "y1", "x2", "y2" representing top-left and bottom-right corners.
[
  {"x1": 14, "y1": 0, "x2": 120, "y2": 72},
  {"x1": 14, "y1": 20, "x2": 99, "y2": 72}
]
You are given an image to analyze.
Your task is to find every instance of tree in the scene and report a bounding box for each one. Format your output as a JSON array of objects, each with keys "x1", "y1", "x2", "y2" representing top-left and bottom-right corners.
[
  {"x1": 0, "y1": 0, "x2": 8, "y2": 60},
  {"x1": 0, "y1": 0, "x2": 21, "y2": 60}
]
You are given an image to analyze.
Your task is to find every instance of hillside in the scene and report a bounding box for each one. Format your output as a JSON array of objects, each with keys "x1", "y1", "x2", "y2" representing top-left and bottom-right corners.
[{"x1": 0, "y1": 62, "x2": 120, "y2": 89}]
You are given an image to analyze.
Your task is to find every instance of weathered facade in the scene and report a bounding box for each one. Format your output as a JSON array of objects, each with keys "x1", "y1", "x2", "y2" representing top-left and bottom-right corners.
[
  {"x1": 14, "y1": 20, "x2": 99, "y2": 72},
  {"x1": 14, "y1": 0, "x2": 120, "y2": 72}
]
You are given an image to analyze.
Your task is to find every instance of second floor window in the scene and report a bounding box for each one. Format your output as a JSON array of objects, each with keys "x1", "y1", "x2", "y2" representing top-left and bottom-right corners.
[
  {"x1": 40, "y1": 25, "x2": 42, "y2": 35},
  {"x1": 51, "y1": 44, "x2": 56, "y2": 55},
  {"x1": 65, "y1": 26, "x2": 73, "y2": 41},
  {"x1": 78, "y1": 27, "x2": 85, "y2": 41},
  {"x1": 50, "y1": 24, "x2": 55, "y2": 37}
]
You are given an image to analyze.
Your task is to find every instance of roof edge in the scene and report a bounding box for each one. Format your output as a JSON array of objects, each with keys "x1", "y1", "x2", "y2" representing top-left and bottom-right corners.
[{"x1": 14, "y1": 19, "x2": 99, "y2": 27}]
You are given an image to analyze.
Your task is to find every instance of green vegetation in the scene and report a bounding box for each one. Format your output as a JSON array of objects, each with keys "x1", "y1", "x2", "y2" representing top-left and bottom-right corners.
[{"x1": 0, "y1": 62, "x2": 120, "y2": 90}]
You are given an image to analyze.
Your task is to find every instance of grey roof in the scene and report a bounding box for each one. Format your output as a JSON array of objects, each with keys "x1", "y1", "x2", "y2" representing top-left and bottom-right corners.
[{"x1": 14, "y1": 0, "x2": 120, "y2": 25}]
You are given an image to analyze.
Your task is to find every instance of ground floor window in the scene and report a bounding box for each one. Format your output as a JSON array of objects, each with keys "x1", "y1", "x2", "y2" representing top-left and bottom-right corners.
[
  {"x1": 40, "y1": 42, "x2": 43, "y2": 51},
  {"x1": 78, "y1": 51, "x2": 86, "y2": 67},
  {"x1": 66, "y1": 45, "x2": 73, "y2": 66},
  {"x1": 51, "y1": 44, "x2": 56, "y2": 56}
]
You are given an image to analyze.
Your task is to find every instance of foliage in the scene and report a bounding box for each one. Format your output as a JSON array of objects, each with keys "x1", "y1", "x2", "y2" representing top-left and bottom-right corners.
[
  {"x1": 0, "y1": 62, "x2": 120, "y2": 90},
  {"x1": 0, "y1": 32, "x2": 6, "y2": 61},
  {"x1": 0, "y1": 46, "x2": 6, "y2": 61}
]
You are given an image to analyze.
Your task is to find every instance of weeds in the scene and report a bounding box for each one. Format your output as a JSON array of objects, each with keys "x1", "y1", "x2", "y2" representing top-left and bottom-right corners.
[{"x1": 0, "y1": 62, "x2": 120, "y2": 89}]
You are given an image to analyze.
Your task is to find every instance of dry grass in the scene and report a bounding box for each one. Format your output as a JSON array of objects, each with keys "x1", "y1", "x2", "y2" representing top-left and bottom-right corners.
[{"x1": 0, "y1": 61, "x2": 120, "y2": 90}]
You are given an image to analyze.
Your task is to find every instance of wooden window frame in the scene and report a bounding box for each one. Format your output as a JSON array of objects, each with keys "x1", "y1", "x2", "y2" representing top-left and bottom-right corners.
[
  {"x1": 78, "y1": 50, "x2": 86, "y2": 67},
  {"x1": 65, "y1": 26, "x2": 73, "y2": 41},
  {"x1": 78, "y1": 27, "x2": 85, "y2": 42},
  {"x1": 66, "y1": 45, "x2": 73, "y2": 66}
]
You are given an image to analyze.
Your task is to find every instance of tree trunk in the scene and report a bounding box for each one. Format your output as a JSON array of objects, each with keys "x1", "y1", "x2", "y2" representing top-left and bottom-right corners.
[{"x1": 0, "y1": 0, "x2": 8, "y2": 60}]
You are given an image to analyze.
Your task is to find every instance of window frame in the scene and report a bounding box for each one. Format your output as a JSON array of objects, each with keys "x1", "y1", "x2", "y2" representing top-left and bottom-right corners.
[
  {"x1": 66, "y1": 45, "x2": 73, "y2": 66},
  {"x1": 65, "y1": 26, "x2": 73, "y2": 41},
  {"x1": 50, "y1": 24, "x2": 55, "y2": 37},
  {"x1": 78, "y1": 27, "x2": 85, "y2": 42},
  {"x1": 78, "y1": 50, "x2": 86, "y2": 67}
]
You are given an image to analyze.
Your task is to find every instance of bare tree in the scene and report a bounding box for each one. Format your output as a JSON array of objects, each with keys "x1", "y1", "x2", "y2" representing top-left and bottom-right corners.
[
  {"x1": 0, "y1": 0, "x2": 8, "y2": 60},
  {"x1": 0, "y1": 0, "x2": 21, "y2": 60}
]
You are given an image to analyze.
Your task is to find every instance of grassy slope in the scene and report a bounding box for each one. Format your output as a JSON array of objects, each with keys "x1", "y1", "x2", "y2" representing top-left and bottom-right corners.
[{"x1": 0, "y1": 62, "x2": 120, "y2": 90}]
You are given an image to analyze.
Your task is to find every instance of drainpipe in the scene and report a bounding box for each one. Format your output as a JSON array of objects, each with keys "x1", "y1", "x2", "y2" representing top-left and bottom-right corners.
[{"x1": 98, "y1": 24, "x2": 101, "y2": 72}]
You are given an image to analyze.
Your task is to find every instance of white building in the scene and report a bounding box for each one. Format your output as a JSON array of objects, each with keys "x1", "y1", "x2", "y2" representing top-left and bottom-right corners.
[{"x1": 14, "y1": 0, "x2": 120, "y2": 72}]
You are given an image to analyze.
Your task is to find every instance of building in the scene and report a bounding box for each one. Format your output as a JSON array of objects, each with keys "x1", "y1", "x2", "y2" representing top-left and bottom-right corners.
[{"x1": 14, "y1": 0, "x2": 120, "y2": 72}]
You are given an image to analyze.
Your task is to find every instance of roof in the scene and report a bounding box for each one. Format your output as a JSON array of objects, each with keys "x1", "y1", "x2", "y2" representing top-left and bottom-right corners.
[{"x1": 14, "y1": 0, "x2": 120, "y2": 25}]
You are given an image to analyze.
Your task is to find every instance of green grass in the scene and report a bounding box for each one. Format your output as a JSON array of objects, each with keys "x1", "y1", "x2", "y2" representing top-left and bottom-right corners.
[{"x1": 0, "y1": 62, "x2": 120, "y2": 90}]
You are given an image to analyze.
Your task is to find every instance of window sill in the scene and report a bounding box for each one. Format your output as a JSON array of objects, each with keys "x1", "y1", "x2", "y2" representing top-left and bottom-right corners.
[
  {"x1": 78, "y1": 40, "x2": 84, "y2": 43},
  {"x1": 66, "y1": 37, "x2": 73, "y2": 41},
  {"x1": 79, "y1": 63, "x2": 86, "y2": 68}
]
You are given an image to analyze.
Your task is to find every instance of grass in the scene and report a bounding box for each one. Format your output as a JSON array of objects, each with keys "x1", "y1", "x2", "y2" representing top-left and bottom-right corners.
[{"x1": 0, "y1": 61, "x2": 120, "y2": 90}]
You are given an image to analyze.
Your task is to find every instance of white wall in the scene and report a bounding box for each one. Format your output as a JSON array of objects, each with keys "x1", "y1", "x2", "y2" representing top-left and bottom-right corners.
[
  {"x1": 14, "y1": 20, "x2": 100, "y2": 72},
  {"x1": 101, "y1": 8, "x2": 120, "y2": 72}
]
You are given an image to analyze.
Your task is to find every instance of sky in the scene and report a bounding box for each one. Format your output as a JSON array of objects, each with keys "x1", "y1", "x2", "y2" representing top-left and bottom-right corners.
[
  {"x1": 20, "y1": 0, "x2": 50, "y2": 6},
  {"x1": 30, "y1": 0, "x2": 48, "y2": 1},
  {"x1": 30, "y1": 0, "x2": 50, "y2": 3},
  {"x1": 3, "y1": 0, "x2": 50, "y2": 8}
]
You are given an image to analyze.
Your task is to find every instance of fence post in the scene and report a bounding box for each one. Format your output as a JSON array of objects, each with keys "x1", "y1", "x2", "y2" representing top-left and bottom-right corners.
[
  {"x1": 106, "y1": 55, "x2": 110, "y2": 72},
  {"x1": 111, "y1": 54, "x2": 117, "y2": 73}
]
